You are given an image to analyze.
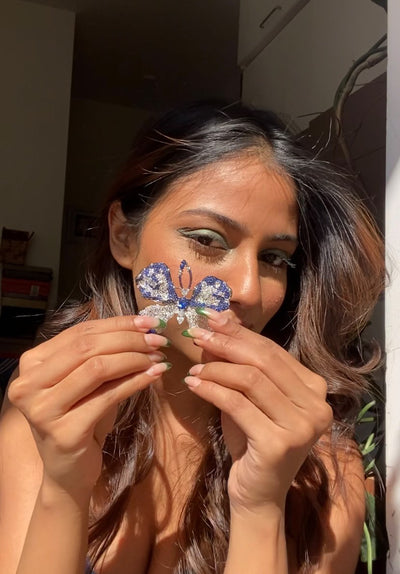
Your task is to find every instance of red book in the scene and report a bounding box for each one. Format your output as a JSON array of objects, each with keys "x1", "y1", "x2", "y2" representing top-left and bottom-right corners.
[{"x1": 1, "y1": 277, "x2": 51, "y2": 300}]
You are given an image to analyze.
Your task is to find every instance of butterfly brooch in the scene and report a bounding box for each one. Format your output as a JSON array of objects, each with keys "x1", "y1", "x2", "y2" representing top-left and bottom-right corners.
[{"x1": 135, "y1": 260, "x2": 232, "y2": 329}]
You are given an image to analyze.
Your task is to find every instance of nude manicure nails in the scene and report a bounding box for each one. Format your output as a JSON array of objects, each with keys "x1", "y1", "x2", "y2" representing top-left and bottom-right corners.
[
  {"x1": 185, "y1": 328, "x2": 213, "y2": 341},
  {"x1": 196, "y1": 308, "x2": 227, "y2": 325},
  {"x1": 144, "y1": 333, "x2": 171, "y2": 347},
  {"x1": 188, "y1": 364, "x2": 204, "y2": 376},
  {"x1": 145, "y1": 362, "x2": 172, "y2": 377},
  {"x1": 134, "y1": 316, "x2": 163, "y2": 330},
  {"x1": 184, "y1": 375, "x2": 202, "y2": 388},
  {"x1": 148, "y1": 352, "x2": 167, "y2": 363}
]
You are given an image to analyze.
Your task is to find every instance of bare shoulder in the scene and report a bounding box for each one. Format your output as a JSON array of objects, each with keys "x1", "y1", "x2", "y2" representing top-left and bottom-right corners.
[
  {"x1": 312, "y1": 435, "x2": 366, "y2": 574},
  {"x1": 0, "y1": 368, "x2": 43, "y2": 571}
]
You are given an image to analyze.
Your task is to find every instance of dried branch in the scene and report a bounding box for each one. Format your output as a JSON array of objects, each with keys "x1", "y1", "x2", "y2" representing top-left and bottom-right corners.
[{"x1": 333, "y1": 34, "x2": 387, "y2": 174}]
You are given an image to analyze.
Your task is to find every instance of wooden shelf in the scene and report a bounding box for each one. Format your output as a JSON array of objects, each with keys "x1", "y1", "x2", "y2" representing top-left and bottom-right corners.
[{"x1": 1, "y1": 296, "x2": 47, "y2": 310}]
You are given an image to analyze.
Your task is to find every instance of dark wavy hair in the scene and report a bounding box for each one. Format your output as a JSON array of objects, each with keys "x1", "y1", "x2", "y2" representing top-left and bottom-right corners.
[{"x1": 46, "y1": 101, "x2": 384, "y2": 572}]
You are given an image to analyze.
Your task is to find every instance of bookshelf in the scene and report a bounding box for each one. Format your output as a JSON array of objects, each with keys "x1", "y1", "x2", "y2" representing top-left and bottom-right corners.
[{"x1": 0, "y1": 263, "x2": 52, "y2": 358}]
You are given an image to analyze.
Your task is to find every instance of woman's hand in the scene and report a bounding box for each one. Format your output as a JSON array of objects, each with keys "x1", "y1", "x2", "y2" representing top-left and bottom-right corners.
[
  {"x1": 8, "y1": 315, "x2": 170, "y2": 496},
  {"x1": 184, "y1": 310, "x2": 333, "y2": 513}
]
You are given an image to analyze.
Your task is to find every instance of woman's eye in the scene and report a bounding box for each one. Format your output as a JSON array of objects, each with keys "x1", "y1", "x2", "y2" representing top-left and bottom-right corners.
[
  {"x1": 193, "y1": 234, "x2": 216, "y2": 247},
  {"x1": 178, "y1": 228, "x2": 228, "y2": 250},
  {"x1": 178, "y1": 228, "x2": 229, "y2": 262},
  {"x1": 261, "y1": 251, "x2": 295, "y2": 269}
]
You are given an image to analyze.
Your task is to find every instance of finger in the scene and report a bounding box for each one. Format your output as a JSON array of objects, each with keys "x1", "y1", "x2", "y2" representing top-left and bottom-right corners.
[
  {"x1": 185, "y1": 376, "x2": 331, "y2": 448},
  {"x1": 188, "y1": 363, "x2": 305, "y2": 422},
  {"x1": 201, "y1": 309, "x2": 315, "y2": 373},
  {"x1": 183, "y1": 376, "x2": 273, "y2": 443},
  {"x1": 187, "y1": 362, "x2": 332, "y2": 433},
  {"x1": 21, "y1": 315, "x2": 166, "y2": 366},
  {"x1": 63, "y1": 361, "x2": 171, "y2": 429},
  {"x1": 185, "y1": 317, "x2": 327, "y2": 400},
  {"x1": 16, "y1": 331, "x2": 170, "y2": 391},
  {"x1": 198, "y1": 313, "x2": 305, "y2": 372},
  {"x1": 51, "y1": 351, "x2": 167, "y2": 412},
  {"x1": 27, "y1": 361, "x2": 171, "y2": 452},
  {"x1": 186, "y1": 325, "x2": 326, "y2": 401}
]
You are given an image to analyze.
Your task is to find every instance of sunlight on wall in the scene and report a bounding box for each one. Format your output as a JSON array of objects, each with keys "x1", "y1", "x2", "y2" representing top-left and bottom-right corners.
[{"x1": 385, "y1": 0, "x2": 400, "y2": 568}]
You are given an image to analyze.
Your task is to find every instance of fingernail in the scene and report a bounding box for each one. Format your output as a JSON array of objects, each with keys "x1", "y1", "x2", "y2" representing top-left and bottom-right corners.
[
  {"x1": 184, "y1": 375, "x2": 202, "y2": 388},
  {"x1": 134, "y1": 316, "x2": 167, "y2": 330},
  {"x1": 147, "y1": 351, "x2": 167, "y2": 363},
  {"x1": 181, "y1": 329, "x2": 195, "y2": 338},
  {"x1": 195, "y1": 307, "x2": 215, "y2": 318},
  {"x1": 183, "y1": 328, "x2": 213, "y2": 341},
  {"x1": 196, "y1": 308, "x2": 227, "y2": 325},
  {"x1": 188, "y1": 363, "x2": 204, "y2": 376},
  {"x1": 145, "y1": 362, "x2": 172, "y2": 377},
  {"x1": 144, "y1": 333, "x2": 171, "y2": 347}
]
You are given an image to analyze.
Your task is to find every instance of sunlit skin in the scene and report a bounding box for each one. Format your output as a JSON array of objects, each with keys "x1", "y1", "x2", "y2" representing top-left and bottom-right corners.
[
  {"x1": 0, "y1": 152, "x2": 366, "y2": 574},
  {"x1": 112, "y1": 155, "x2": 298, "y2": 437},
  {"x1": 124, "y1": 156, "x2": 298, "y2": 369}
]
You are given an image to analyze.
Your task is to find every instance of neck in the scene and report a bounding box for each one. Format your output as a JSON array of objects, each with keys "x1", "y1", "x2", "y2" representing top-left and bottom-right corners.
[{"x1": 152, "y1": 347, "x2": 218, "y2": 445}]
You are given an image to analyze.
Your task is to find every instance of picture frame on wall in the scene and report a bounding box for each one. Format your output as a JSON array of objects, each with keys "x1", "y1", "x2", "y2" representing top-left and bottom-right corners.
[{"x1": 65, "y1": 208, "x2": 98, "y2": 243}]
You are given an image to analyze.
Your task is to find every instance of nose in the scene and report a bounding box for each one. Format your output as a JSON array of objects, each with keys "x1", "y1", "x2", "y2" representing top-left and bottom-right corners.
[{"x1": 228, "y1": 254, "x2": 262, "y2": 309}]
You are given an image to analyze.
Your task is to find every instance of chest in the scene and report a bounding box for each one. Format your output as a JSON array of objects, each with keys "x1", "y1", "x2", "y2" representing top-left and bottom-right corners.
[{"x1": 92, "y1": 471, "x2": 190, "y2": 574}]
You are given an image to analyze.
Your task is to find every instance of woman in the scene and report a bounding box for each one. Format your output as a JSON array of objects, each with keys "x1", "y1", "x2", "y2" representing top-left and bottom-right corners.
[{"x1": 0, "y1": 102, "x2": 384, "y2": 573}]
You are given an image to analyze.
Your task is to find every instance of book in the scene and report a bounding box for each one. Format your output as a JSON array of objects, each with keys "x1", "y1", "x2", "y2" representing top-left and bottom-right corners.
[
  {"x1": 1, "y1": 277, "x2": 51, "y2": 300},
  {"x1": 1, "y1": 263, "x2": 53, "y2": 282}
]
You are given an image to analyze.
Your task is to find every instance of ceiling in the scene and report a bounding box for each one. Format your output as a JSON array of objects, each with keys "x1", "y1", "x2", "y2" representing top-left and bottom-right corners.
[{"x1": 27, "y1": 0, "x2": 242, "y2": 110}]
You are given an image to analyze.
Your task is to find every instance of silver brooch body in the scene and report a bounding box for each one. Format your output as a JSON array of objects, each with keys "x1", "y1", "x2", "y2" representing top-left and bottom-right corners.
[{"x1": 135, "y1": 260, "x2": 232, "y2": 328}]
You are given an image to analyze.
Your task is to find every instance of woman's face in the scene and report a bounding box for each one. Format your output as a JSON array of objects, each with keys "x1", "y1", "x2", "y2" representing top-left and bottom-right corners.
[{"x1": 119, "y1": 155, "x2": 298, "y2": 364}]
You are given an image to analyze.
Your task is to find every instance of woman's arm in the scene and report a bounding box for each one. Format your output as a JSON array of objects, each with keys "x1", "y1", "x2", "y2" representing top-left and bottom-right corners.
[
  {"x1": 224, "y1": 450, "x2": 365, "y2": 574},
  {"x1": 0, "y1": 376, "x2": 42, "y2": 574},
  {"x1": 0, "y1": 394, "x2": 91, "y2": 574},
  {"x1": 14, "y1": 473, "x2": 91, "y2": 574},
  {"x1": 0, "y1": 315, "x2": 169, "y2": 574},
  {"x1": 224, "y1": 504, "x2": 288, "y2": 574},
  {"x1": 311, "y1": 446, "x2": 366, "y2": 574},
  {"x1": 183, "y1": 309, "x2": 364, "y2": 573}
]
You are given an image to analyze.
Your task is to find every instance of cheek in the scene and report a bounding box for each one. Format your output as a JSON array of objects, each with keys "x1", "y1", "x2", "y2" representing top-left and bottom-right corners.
[{"x1": 261, "y1": 277, "x2": 287, "y2": 322}]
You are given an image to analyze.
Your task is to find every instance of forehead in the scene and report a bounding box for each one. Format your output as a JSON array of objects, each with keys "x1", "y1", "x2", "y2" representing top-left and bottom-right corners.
[{"x1": 151, "y1": 155, "x2": 298, "y2": 221}]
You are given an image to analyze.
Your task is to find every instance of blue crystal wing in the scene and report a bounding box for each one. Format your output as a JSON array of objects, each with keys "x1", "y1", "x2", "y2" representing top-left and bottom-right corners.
[
  {"x1": 135, "y1": 262, "x2": 178, "y2": 304},
  {"x1": 190, "y1": 276, "x2": 232, "y2": 311}
]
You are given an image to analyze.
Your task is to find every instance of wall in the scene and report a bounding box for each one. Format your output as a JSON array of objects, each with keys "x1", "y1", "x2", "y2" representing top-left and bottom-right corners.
[
  {"x1": 242, "y1": 0, "x2": 387, "y2": 132},
  {"x1": 385, "y1": 0, "x2": 400, "y2": 569},
  {"x1": 0, "y1": 0, "x2": 75, "y2": 306},
  {"x1": 58, "y1": 98, "x2": 150, "y2": 301}
]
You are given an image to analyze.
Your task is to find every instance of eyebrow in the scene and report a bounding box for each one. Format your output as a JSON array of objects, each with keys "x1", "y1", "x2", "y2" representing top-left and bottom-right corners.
[
  {"x1": 181, "y1": 208, "x2": 244, "y2": 233},
  {"x1": 179, "y1": 208, "x2": 298, "y2": 243}
]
